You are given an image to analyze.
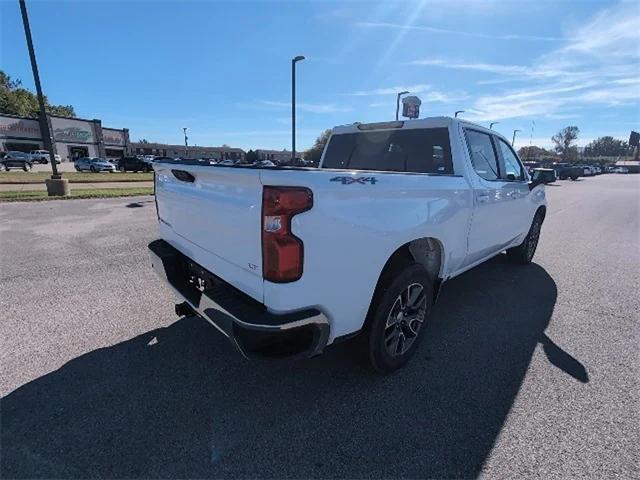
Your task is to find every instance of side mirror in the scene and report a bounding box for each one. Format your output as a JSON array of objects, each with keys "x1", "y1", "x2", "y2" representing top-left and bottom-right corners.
[{"x1": 529, "y1": 171, "x2": 544, "y2": 190}]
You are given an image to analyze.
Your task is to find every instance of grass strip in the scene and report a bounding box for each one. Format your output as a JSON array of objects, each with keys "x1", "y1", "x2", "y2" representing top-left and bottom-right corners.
[
  {"x1": 0, "y1": 172, "x2": 153, "y2": 184},
  {"x1": 0, "y1": 187, "x2": 153, "y2": 202}
]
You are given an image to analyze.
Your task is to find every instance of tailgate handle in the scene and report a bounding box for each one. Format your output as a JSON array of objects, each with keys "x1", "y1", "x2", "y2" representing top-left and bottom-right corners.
[{"x1": 171, "y1": 169, "x2": 195, "y2": 183}]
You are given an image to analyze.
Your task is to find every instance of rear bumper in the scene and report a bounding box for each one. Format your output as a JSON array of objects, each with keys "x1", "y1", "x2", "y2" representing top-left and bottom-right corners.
[{"x1": 148, "y1": 239, "x2": 330, "y2": 359}]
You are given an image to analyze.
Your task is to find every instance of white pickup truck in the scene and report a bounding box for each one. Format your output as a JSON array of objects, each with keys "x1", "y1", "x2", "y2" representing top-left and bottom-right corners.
[{"x1": 149, "y1": 117, "x2": 547, "y2": 372}]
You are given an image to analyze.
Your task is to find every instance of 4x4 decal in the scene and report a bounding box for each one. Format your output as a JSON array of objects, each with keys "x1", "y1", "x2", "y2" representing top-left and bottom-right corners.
[{"x1": 330, "y1": 176, "x2": 378, "y2": 185}]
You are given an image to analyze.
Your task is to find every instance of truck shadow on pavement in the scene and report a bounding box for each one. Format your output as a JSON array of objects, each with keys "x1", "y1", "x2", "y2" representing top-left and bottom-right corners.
[{"x1": 1, "y1": 256, "x2": 585, "y2": 479}]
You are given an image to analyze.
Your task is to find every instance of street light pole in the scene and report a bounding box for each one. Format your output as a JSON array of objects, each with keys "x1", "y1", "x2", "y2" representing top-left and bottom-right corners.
[
  {"x1": 183, "y1": 127, "x2": 188, "y2": 157},
  {"x1": 396, "y1": 91, "x2": 409, "y2": 121},
  {"x1": 489, "y1": 122, "x2": 499, "y2": 129},
  {"x1": 19, "y1": 0, "x2": 59, "y2": 179},
  {"x1": 455, "y1": 110, "x2": 465, "y2": 118},
  {"x1": 512, "y1": 129, "x2": 521, "y2": 147},
  {"x1": 291, "y1": 55, "x2": 305, "y2": 161}
]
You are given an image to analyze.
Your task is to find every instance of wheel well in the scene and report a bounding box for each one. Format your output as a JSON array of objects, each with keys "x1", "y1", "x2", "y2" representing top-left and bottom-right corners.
[
  {"x1": 536, "y1": 205, "x2": 546, "y2": 221},
  {"x1": 363, "y1": 238, "x2": 443, "y2": 332}
]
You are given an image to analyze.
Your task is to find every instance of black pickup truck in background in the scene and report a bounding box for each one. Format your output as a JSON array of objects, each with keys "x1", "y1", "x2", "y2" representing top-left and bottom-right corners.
[
  {"x1": 117, "y1": 156, "x2": 153, "y2": 173},
  {"x1": 550, "y1": 163, "x2": 581, "y2": 180}
]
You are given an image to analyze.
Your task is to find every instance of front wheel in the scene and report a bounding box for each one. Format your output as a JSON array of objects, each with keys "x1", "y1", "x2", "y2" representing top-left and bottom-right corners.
[
  {"x1": 42, "y1": 158, "x2": 48, "y2": 164},
  {"x1": 23, "y1": 163, "x2": 32, "y2": 172},
  {"x1": 367, "y1": 263, "x2": 433, "y2": 373},
  {"x1": 90, "y1": 166, "x2": 97, "y2": 173},
  {"x1": 507, "y1": 211, "x2": 543, "y2": 264}
]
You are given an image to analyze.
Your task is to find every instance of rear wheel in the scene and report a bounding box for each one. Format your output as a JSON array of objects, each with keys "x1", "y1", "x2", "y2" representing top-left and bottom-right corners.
[
  {"x1": 42, "y1": 158, "x2": 48, "y2": 164},
  {"x1": 507, "y1": 211, "x2": 543, "y2": 264},
  {"x1": 23, "y1": 163, "x2": 32, "y2": 172},
  {"x1": 90, "y1": 166, "x2": 97, "y2": 173},
  {"x1": 367, "y1": 263, "x2": 433, "y2": 373}
]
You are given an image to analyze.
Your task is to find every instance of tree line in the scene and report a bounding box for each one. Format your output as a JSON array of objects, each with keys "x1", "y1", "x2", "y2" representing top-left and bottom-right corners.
[{"x1": 0, "y1": 70, "x2": 75, "y2": 118}]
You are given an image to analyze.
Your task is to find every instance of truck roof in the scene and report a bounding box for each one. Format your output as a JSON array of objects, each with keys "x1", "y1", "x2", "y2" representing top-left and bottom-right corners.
[
  {"x1": 331, "y1": 116, "x2": 510, "y2": 147},
  {"x1": 332, "y1": 116, "x2": 493, "y2": 135}
]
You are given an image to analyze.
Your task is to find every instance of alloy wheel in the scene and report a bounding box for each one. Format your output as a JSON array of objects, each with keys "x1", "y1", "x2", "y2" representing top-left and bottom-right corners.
[{"x1": 384, "y1": 283, "x2": 428, "y2": 357}]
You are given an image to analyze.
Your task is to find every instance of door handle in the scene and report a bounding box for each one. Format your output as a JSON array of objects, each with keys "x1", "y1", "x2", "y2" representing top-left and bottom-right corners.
[{"x1": 476, "y1": 193, "x2": 490, "y2": 204}]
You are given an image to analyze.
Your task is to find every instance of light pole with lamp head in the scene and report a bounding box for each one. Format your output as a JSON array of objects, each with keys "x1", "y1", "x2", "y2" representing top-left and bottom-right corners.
[
  {"x1": 291, "y1": 55, "x2": 305, "y2": 161},
  {"x1": 396, "y1": 91, "x2": 409, "y2": 120},
  {"x1": 455, "y1": 110, "x2": 465, "y2": 118},
  {"x1": 512, "y1": 129, "x2": 521, "y2": 147},
  {"x1": 490, "y1": 122, "x2": 499, "y2": 129}
]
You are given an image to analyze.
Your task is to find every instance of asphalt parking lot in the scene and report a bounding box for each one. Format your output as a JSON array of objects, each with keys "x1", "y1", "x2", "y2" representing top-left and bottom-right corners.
[{"x1": 1, "y1": 174, "x2": 638, "y2": 479}]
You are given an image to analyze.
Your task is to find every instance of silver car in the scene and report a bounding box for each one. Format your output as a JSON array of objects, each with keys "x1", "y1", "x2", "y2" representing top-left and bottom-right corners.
[{"x1": 75, "y1": 157, "x2": 116, "y2": 173}]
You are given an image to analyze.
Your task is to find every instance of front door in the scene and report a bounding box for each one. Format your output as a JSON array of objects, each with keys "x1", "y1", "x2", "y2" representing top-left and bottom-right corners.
[{"x1": 463, "y1": 128, "x2": 524, "y2": 267}]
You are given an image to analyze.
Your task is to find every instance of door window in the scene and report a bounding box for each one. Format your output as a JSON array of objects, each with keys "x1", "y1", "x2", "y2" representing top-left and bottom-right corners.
[
  {"x1": 464, "y1": 129, "x2": 500, "y2": 181},
  {"x1": 496, "y1": 139, "x2": 525, "y2": 181}
]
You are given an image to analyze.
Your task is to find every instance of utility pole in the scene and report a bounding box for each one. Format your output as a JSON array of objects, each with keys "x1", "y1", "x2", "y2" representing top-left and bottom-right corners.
[
  {"x1": 19, "y1": 0, "x2": 68, "y2": 195},
  {"x1": 183, "y1": 127, "x2": 188, "y2": 157},
  {"x1": 396, "y1": 91, "x2": 409, "y2": 120},
  {"x1": 291, "y1": 55, "x2": 305, "y2": 161},
  {"x1": 530, "y1": 120, "x2": 535, "y2": 146}
]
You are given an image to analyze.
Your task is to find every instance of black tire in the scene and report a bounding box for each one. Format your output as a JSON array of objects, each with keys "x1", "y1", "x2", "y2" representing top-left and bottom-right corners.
[
  {"x1": 90, "y1": 166, "x2": 97, "y2": 173},
  {"x1": 23, "y1": 163, "x2": 32, "y2": 172},
  {"x1": 559, "y1": 175, "x2": 567, "y2": 180},
  {"x1": 367, "y1": 263, "x2": 433, "y2": 373},
  {"x1": 42, "y1": 158, "x2": 48, "y2": 164},
  {"x1": 507, "y1": 211, "x2": 544, "y2": 264},
  {"x1": 571, "y1": 176, "x2": 578, "y2": 180}
]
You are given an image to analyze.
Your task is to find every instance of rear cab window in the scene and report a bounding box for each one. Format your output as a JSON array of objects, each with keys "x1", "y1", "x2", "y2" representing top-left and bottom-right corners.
[{"x1": 322, "y1": 127, "x2": 453, "y2": 174}]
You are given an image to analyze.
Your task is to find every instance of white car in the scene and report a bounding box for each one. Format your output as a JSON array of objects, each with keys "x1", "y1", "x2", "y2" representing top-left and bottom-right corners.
[
  {"x1": 29, "y1": 150, "x2": 61, "y2": 164},
  {"x1": 149, "y1": 117, "x2": 547, "y2": 372}
]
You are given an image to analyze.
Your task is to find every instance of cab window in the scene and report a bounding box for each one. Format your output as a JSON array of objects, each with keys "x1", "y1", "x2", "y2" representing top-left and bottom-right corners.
[
  {"x1": 464, "y1": 129, "x2": 500, "y2": 181},
  {"x1": 496, "y1": 138, "x2": 525, "y2": 181}
]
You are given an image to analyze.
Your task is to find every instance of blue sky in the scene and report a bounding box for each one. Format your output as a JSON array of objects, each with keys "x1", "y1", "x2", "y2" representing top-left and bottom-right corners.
[{"x1": 2, "y1": 0, "x2": 638, "y2": 150}]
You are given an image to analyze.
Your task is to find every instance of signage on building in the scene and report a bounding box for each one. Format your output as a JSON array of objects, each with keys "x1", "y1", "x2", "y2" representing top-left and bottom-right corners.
[
  {"x1": 51, "y1": 117, "x2": 94, "y2": 143},
  {"x1": 103, "y1": 129, "x2": 124, "y2": 146},
  {"x1": 402, "y1": 96, "x2": 421, "y2": 119},
  {"x1": 0, "y1": 116, "x2": 41, "y2": 139}
]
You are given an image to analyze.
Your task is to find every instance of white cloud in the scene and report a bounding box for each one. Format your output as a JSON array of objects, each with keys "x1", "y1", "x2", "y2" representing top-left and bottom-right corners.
[
  {"x1": 347, "y1": 84, "x2": 432, "y2": 96},
  {"x1": 356, "y1": 21, "x2": 561, "y2": 42},
  {"x1": 411, "y1": 1, "x2": 640, "y2": 122}
]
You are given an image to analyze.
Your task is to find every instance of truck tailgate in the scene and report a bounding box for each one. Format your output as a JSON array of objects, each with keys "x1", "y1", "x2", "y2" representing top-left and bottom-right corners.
[{"x1": 154, "y1": 163, "x2": 264, "y2": 301}]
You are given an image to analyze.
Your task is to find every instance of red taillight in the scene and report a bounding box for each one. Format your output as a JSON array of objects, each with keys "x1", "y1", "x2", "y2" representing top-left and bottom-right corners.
[{"x1": 262, "y1": 186, "x2": 313, "y2": 283}]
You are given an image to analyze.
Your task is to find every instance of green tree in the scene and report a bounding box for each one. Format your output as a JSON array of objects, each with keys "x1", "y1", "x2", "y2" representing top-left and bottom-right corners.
[
  {"x1": 137, "y1": 139, "x2": 150, "y2": 144},
  {"x1": 245, "y1": 149, "x2": 259, "y2": 163},
  {"x1": 0, "y1": 69, "x2": 76, "y2": 118},
  {"x1": 551, "y1": 126, "x2": 580, "y2": 162},
  {"x1": 518, "y1": 145, "x2": 557, "y2": 160},
  {"x1": 303, "y1": 129, "x2": 332, "y2": 165},
  {"x1": 583, "y1": 136, "x2": 629, "y2": 157}
]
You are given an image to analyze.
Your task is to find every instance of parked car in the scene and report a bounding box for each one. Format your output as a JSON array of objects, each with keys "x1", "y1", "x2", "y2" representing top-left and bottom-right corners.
[
  {"x1": 29, "y1": 150, "x2": 61, "y2": 164},
  {"x1": 75, "y1": 157, "x2": 116, "y2": 172},
  {"x1": 149, "y1": 117, "x2": 547, "y2": 372},
  {"x1": 613, "y1": 166, "x2": 629, "y2": 174},
  {"x1": 531, "y1": 168, "x2": 557, "y2": 184},
  {"x1": 118, "y1": 156, "x2": 152, "y2": 172},
  {"x1": 0, "y1": 151, "x2": 33, "y2": 171},
  {"x1": 550, "y1": 163, "x2": 581, "y2": 180}
]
